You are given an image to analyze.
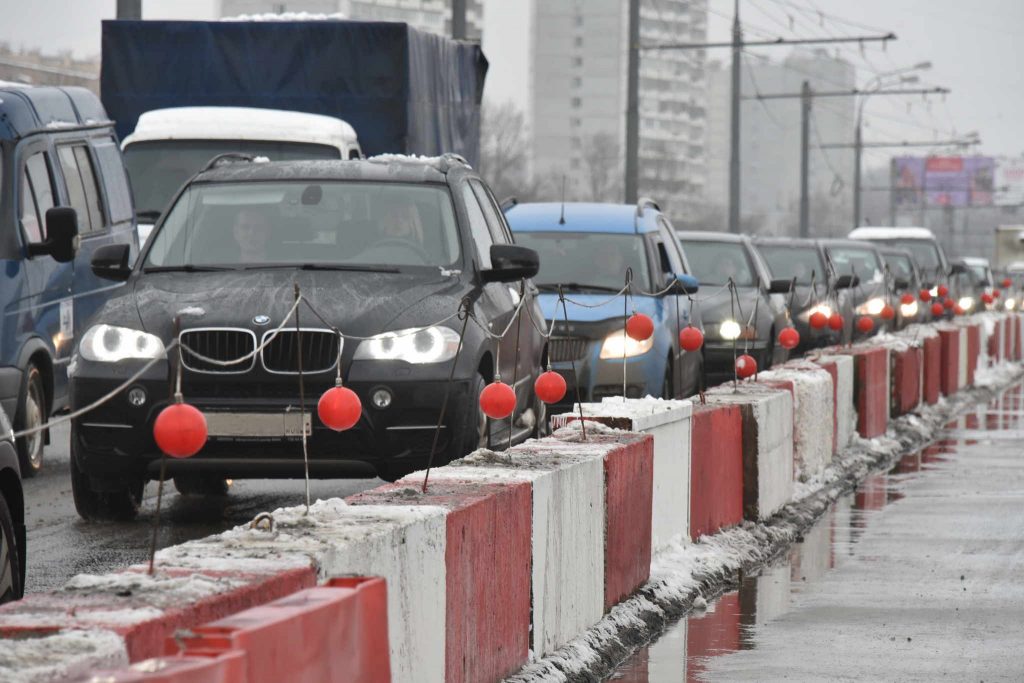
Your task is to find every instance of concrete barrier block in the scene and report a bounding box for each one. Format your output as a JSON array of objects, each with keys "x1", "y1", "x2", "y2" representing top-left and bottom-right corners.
[
  {"x1": 814, "y1": 354, "x2": 854, "y2": 451},
  {"x1": 601, "y1": 434, "x2": 654, "y2": 609},
  {"x1": 841, "y1": 346, "x2": 890, "y2": 438},
  {"x1": 938, "y1": 327, "x2": 961, "y2": 396},
  {"x1": 759, "y1": 362, "x2": 833, "y2": 482},
  {"x1": 957, "y1": 327, "x2": 969, "y2": 389},
  {"x1": 689, "y1": 403, "x2": 744, "y2": 540},
  {"x1": 964, "y1": 324, "x2": 981, "y2": 386},
  {"x1": 705, "y1": 382, "x2": 794, "y2": 520},
  {"x1": 988, "y1": 319, "x2": 1002, "y2": 364},
  {"x1": 889, "y1": 345, "x2": 922, "y2": 417},
  {"x1": 348, "y1": 479, "x2": 531, "y2": 683},
  {"x1": 551, "y1": 397, "x2": 692, "y2": 550}
]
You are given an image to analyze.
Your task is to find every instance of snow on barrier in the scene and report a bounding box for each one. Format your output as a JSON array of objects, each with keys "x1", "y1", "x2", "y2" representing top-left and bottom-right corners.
[
  {"x1": 689, "y1": 403, "x2": 744, "y2": 539},
  {"x1": 938, "y1": 326, "x2": 962, "y2": 396},
  {"x1": 705, "y1": 381, "x2": 794, "y2": 521},
  {"x1": 758, "y1": 362, "x2": 834, "y2": 482},
  {"x1": 550, "y1": 397, "x2": 692, "y2": 550},
  {"x1": 812, "y1": 354, "x2": 855, "y2": 454}
]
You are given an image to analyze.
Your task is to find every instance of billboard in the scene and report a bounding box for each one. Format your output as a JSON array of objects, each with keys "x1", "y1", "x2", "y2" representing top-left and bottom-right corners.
[
  {"x1": 891, "y1": 155, "x2": 995, "y2": 208},
  {"x1": 995, "y1": 157, "x2": 1024, "y2": 206}
]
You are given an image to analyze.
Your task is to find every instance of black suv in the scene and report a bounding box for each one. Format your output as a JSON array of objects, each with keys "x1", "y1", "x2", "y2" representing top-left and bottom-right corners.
[
  {"x1": 0, "y1": 405, "x2": 25, "y2": 602},
  {"x1": 69, "y1": 155, "x2": 545, "y2": 520}
]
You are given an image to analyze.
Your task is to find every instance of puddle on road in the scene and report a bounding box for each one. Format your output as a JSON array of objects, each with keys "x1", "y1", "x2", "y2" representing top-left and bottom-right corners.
[{"x1": 606, "y1": 388, "x2": 1023, "y2": 682}]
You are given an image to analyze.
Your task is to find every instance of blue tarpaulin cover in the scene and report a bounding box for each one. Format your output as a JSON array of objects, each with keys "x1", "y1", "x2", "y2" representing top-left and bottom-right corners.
[{"x1": 100, "y1": 19, "x2": 487, "y2": 165}]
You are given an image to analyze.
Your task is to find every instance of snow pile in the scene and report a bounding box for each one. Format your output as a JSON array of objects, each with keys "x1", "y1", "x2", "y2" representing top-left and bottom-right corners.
[
  {"x1": 0, "y1": 629, "x2": 127, "y2": 683},
  {"x1": 221, "y1": 12, "x2": 347, "y2": 21},
  {"x1": 61, "y1": 570, "x2": 251, "y2": 608},
  {"x1": 758, "y1": 362, "x2": 834, "y2": 482}
]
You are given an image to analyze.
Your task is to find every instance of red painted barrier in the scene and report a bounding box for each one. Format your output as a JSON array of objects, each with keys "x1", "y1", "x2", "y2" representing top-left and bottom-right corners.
[
  {"x1": 80, "y1": 650, "x2": 247, "y2": 683},
  {"x1": 349, "y1": 480, "x2": 531, "y2": 683},
  {"x1": 989, "y1": 320, "x2": 1002, "y2": 363},
  {"x1": 890, "y1": 347, "x2": 922, "y2": 417},
  {"x1": 1004, "y1": 316, "x2": 1013, "y2": 361},
  {"x1": 689, "y1": 404, "x2": 743, "y2": 540},
  {"x1": 938, "y1": 328, "x2": 960, "y2": 396},
  {"x1": 0, "y1": 565, "x2": 317, "y2": 663},
  {"x1": 965, "y1": 325, "x2": 980, "y2": 386},
  {"x1": 922, "y1": 336, "x2": 941, "y2": 404},
  {"x1": 814, "y1": 359, "x2": 840, "y2": 455},
  {"x1": 602, "y1": 434, "x2": 654, "y2": 610},
  {"x1": 168, "y1": 577, "x2": 390, "y2": 683},
  {"x1": 1015, "y1": 315, "x2": 1022, "y2": 361},
  {"x1": 845, "y1": 347, "x2": 889, "y2": 438}
]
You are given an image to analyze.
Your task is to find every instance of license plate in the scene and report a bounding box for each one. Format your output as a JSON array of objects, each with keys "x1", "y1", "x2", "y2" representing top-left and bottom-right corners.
[{"x1": 204, "y1": 412, "x2": 311, "y2": 438}]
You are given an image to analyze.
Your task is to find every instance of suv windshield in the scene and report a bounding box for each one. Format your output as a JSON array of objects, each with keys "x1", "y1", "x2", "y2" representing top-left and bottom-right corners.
[
  {"x1": 145, "y1": 180, "x2": 461, "y2": 269},
  {"x1": 882, "y1": 239, "x2": 943, "y2": 275},
  {"x1": 884, "y1": 253, "x2": 916, "y2": 283},
  {"x1": 828, "y1": 246, "x2": 884, "y2": 285},
  {"x1": 513, "y1": 232, "x2": 650, "y2": 291},
  {"x1": 123, "y1": 140, "x2": 341, "y2": 218},
  {"x1": 678, "y1": 240, "x2": 757, "y2": 287},
  {"x1": 757, "y1": 245, "x2": 824, "y2": 285}
]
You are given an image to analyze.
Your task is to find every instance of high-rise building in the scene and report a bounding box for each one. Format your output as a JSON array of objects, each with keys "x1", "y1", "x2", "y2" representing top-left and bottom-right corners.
[
  {"x1": 220, "y1": 0, "x2": 483, "y2": 40},
  {"x1": 706, "y1": 49, "x2": 856, "y2": 236},
  {"x1": 528, "y1": 0, "x2": 708, "y2": 219}
]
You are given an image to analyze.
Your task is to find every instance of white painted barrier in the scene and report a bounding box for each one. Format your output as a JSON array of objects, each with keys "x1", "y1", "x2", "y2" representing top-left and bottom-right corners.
[
  {"x1": 759, "y1": 363, "x2": 834, "y2": 483},
  {"x1": 814, "y1": 354, "x2": 855, "y2": 454}
]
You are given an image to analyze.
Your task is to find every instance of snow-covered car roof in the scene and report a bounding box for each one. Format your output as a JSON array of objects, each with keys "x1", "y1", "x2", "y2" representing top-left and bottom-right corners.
[
  {"x1": 962, "y1": 256, "x2": 990, "y2": 267},
  {"x1": 848, "y1": 226, "x2": 937, "y2": 241},
  {"x1": 122, "y1": 106, "x2": 359, "y2": 150}
]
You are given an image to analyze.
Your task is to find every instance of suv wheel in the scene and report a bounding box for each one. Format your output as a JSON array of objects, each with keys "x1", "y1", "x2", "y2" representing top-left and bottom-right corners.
[
  {"x1": 0, "y1": 493, "x2": 22, "y2": 603},
  {"x1": 70, "y1": 426, "x2": 145, "y2": 521},
  {"x1": 15, "y1": 364, "x2": 45, "y2": 477}
]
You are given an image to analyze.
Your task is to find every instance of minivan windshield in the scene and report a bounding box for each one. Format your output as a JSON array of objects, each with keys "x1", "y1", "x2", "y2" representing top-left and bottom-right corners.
[
  {"x1": 678, "y1": 240, "x2": 757, "y2": 287},
  {"x1": 145, "y1": 181, "x2": 461, "y2": 270},
  {"x1": 757, "y1": 245, "x2": 825, "y2": 285},
  {"x1": 513, "y1": 232, "x2": 650, "y2": 291},
  {"x1": 123, "y1": 140, "x2": 341, "y2": 218}
]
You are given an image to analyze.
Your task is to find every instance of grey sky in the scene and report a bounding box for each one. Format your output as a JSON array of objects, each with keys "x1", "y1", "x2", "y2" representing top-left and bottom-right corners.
[{"x1": 2, "y1": 0, "x2": 1020, "y2": 163}]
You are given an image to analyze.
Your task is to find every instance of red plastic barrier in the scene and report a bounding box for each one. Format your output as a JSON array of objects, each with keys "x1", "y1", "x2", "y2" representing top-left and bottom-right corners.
[
  {"x1": 845, "y1": 347, "x2": 889, "y2": 438},
  {"x1": 168, "y1": 577, "x2": 390, "y2": 683},
  {"x1": 965, "y1": 325, "x2": 981, "y2": 386},
  {"x1": 814, "y1": 359, "x2": 840, "y2": 455},
  {"x1": 602, "y1": 434, "x2": 654, "y2": 610},
  {"x1": 348, "y1": 480, "x2": 531, "y2": 683},
  {"x1": 79, "y1": 651, "x2": 246, "y2": 683},
  {"x1": 938, "y1": 328, "x2": 960, "y2": 396},
  {"x1": 922, "y1": 336, "x2": 941, "y2": 404},
  {"x1": 890, "y1": 347, "x2": 922, "y2": 417},
  {"x1": 689, "y1": 404, "x2": 743, "y2": 540}
]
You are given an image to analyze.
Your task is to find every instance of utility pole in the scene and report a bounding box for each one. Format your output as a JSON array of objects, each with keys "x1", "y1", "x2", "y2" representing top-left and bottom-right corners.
[
  {"x1": 638, "y1": 24, "x2": 895, "y2": 233},
  {"x1": 451, "y1": 0, "x2": 467, "y2": 40},
  {"x1": 799, "y1": 81, "x2": 811, "y2": 238},
  {"x1": 116, "y1": 0, "x2": 141, "y2": 20},
  {"x1": 624, "y1": 0, "x2": 641, "y2": 204}
]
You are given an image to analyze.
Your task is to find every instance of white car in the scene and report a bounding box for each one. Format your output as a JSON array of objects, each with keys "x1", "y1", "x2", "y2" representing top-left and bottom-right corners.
[{"x1": 122, "y1": 107, "x2": 362, "y2": 244}]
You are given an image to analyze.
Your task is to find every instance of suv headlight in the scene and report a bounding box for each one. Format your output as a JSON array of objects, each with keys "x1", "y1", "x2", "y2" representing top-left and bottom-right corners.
[
  {"x1": 354, "y1": 326, "x2": 461, "y2": 364},
  {"x1": 900, "y1": 300, "x2": 919, "y2": 318},
  {"x1": 80, "y1": 325, "x2": 166, "y2": 362},
  {"x1": 857, "y1": 297, "x2": 885, "y2": 316},
  {"x1": 958, "y1": 296, "x2": 974, "y2": 311},
  {"x1": 599, "y1": 330, "x2": 653, "y2": 359}
]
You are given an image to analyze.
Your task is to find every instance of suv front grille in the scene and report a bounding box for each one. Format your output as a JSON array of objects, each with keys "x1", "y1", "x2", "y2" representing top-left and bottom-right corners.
[
  {"x1": 261, "y1": 329, "x2": 340, "y2": 374},
  {"x1": 180, "y1": 328, "x2": 257, "y2": 374},
  {"x1": 549, "y1": 337, "x2": 588, "y2": 363}
]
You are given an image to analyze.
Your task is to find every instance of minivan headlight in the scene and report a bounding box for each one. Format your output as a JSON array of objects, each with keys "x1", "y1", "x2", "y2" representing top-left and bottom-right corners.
[
  {"x1": 857, "y1": 297, "x2": 885, "y2": 316},
  {"x1": 80, "y1": 325, "x2": 166, "y2": 362},
  {"x1": 599, "y1": 330, "x2": 653, "y2": 359},
  {"x1": 354, "y1": 326, "x2": 461, "y2": 364}
]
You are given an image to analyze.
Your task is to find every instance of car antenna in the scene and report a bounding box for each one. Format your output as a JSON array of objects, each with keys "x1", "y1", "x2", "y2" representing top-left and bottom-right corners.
[{"x1": 559, "y1": 176, "x2": 567, "y2": 225}]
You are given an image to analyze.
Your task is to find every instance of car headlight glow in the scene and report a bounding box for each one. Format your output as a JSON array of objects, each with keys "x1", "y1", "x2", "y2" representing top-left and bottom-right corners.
[
  {"x1": 958, "y1": 296, "x2": 975, "y2": 311},
  {"x1": 806, "y1": 304, "x2": 832, "y2": 319},
  {"x1": 929, "y1": 286, "x2": 939, "y2": 297},
  {"x1": 599, "y1": 330, "x2": 653, "y2": 359},
  {"x1": 857, "y1": 297, "x2": 886, "y2": 316},
  {"x1": 354, "y1": 326, "x2": 461, "y2": 364},
  {"x1": 900, "y1": 300, "x2": 919, "y2": 318},
  {"x1": 1006, "y1": 298, "x2": 1017, "y2": 311},
  {"x1": 719, "y1": 320, "x2": 742, "y2": 341},
  {"x1": 80, "y1": 325, "x2": 166, "y2": 362}
]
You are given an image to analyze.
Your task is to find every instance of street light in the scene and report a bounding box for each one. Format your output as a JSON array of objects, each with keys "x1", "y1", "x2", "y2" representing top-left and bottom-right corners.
[{"x1": 853, "y1": 62, "x2": 935, "y2": 228}]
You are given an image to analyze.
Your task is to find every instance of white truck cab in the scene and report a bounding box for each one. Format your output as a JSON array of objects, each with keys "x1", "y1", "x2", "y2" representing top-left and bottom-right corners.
[{"x1": 121, "y1": 106, "x2": 362, "y2": 244}]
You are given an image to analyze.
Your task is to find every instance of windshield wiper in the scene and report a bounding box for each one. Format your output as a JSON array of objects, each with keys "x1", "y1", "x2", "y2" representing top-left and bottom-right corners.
[
  {"x1": 241, "y1": 263, "x2": 400, "y2": 273},
  {"x1": 136, "y1": 210, "x2": 162, "y2": 221},
  {"x1": 537, "y1": 282, "x2": 622, "y2": 293},
  {"x1": 143, "y1": 264, "x2": 237, "y2": 273}
]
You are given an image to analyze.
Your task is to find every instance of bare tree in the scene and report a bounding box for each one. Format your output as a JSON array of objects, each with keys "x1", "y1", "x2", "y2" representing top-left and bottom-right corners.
[
  {"x1": 578, "y1": 131, "x2": 623, "y2": 202},
  {"x1": 478, "y1": 100, "x2": 536, "y2": 203}
]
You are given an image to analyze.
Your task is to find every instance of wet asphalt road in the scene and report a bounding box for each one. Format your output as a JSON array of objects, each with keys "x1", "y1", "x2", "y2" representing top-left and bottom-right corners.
[{"x1": 23, "y1": 422, "x2": 381, "y2": 593}]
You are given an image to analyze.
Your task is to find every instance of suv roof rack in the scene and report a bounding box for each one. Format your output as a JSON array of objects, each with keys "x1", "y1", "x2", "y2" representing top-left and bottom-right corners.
[
  {"x1": 636, "y1": 197, "x2": 660, "y2": 218},
  {"x1": 200, "y1": 152, "x2": 258, "y2": 172},
  {"x1": 500, "y1": 196, "x2": 518, "y2": 213}
]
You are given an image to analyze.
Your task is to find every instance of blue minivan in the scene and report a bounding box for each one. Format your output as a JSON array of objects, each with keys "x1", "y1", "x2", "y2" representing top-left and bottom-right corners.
[{"x1": 0, "y1": 86, "x2": 137, "y2": 476}]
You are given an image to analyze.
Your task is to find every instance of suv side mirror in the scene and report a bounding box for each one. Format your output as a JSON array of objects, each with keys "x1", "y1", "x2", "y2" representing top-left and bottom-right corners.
[
  {"x1": 92, "y1": 243, "x2": 133, "y2": 282},
  {"x1": 768, "y1": 278, "x2": 793, "y2": 294},
  {"x1": 29, "y1": 207, "x2": 80, "y2": 263},
  {"x1": 672, "y1": 273, "x2": 699, "y2": 295},
  {"x1": 950, "y1": 263, "x2": 967, "y2": 275},
  {"x1": 481, "y1": 244, "x2": 540, "y2": 283},
  {"x1": 835, "y1": 274, "x2": 859, "y2": 289},
  {"x1": 893, "y1": 277, "x2": 910, "y2": 290}
]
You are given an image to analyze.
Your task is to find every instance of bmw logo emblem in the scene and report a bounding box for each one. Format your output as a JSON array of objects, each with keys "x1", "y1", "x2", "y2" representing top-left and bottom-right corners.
[{"x1": 252, "y1": 315, "x2": 271, "y2": 326}]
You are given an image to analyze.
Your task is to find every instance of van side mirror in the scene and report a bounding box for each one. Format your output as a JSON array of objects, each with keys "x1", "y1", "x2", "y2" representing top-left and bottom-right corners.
[
  {"x1": 835, "y1": 274, "x2": 859, "y2": 289},
  {"x1": 29, "y1": 207, "x2": 80, "y2": 263},
  {"x1": 950, "y1": 263, "x2": 967, "y2": 275},
  {"x1": 768, "y1": 278, "x2": 793, "y2": 294},
  {"x1": 91, "y1": 243, "x2": 133, "y2": 282},
  {"x1": 481, "y1": 244, "x2": 540, "y2": 283},
  {"x1": 672, "y1": 273, "x2": 699, "y2": 295}
]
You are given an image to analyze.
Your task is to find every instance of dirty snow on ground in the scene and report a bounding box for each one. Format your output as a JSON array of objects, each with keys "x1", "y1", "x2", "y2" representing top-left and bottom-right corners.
[{"x1": 0, "y1": 629, "x2": 127, "y2": 683}]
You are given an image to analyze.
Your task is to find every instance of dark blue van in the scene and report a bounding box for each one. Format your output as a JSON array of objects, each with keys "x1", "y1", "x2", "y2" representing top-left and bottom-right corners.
[{"x1": 0, "y1": 86, "x2": 137, "y2": 476}]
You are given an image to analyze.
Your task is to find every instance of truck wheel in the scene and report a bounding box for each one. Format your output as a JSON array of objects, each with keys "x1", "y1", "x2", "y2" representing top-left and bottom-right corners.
[
  {"x1": 15, "y1": 364, "x2": 46, "y2": 477},
  {"x1": 174, "y1": 476, "x2": 229, "y2": 496},
  {"x1": 70, "y1": 427, "x2": 144, "y2": 522},
  {"x1": 0, "y1": 493, "x2": 22, "y2": 603}
]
